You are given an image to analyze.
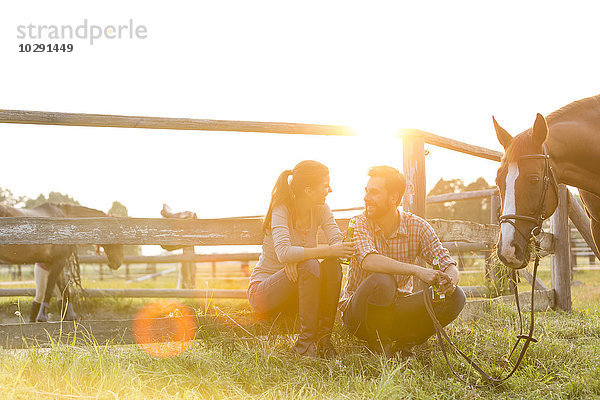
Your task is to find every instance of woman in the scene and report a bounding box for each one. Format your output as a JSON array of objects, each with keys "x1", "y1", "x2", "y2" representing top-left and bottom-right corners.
[
  {"x1": 248, "y1": 160, "x2": 354, "y2": 358},
  {"x1": 30, "y1": 263, "x2": 64, "y2": 322}
]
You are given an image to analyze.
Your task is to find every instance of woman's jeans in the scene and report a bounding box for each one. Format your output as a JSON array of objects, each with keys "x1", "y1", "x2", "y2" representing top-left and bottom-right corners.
[{"x1": 248, "y1": 258, "x2": 342, "y2": 355}]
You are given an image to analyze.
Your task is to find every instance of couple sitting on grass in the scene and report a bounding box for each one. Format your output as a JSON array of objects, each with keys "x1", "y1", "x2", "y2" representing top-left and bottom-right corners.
[{"x1": 247, "y1": 160, "x2": 466, "y2": 358}]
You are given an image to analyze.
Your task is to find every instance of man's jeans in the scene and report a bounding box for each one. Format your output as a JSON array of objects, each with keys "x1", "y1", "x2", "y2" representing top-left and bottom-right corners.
[{"x1": 342, "y1": 273, "x2": 466, "y2": 346}]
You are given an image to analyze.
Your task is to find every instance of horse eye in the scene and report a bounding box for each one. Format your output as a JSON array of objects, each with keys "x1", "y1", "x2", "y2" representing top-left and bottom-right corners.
[{"x1": 529, "y1": 176, "x2": 541, "y2": 184}]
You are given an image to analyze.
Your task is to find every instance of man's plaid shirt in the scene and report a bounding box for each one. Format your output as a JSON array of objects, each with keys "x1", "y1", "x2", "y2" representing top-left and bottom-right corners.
[{"x1": 339, "y1": 210, "x2": 456, "y2": 312}]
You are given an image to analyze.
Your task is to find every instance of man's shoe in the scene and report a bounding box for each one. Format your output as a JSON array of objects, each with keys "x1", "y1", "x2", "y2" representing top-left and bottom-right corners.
[
  {"x1": 367, "y1": 336, "x2": 396, "y2": 358},
  {"x1": 394, "y1": 343, "x2": 415, "y2": 358},
  {"x1": 318, "y1": 338, "x2": 338, "y2": 359},
  {"x1": 294, "y1": 341, "x2": 318, "y2": 358}
]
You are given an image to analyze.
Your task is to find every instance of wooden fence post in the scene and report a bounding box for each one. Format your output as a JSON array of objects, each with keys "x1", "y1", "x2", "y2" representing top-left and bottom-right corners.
[
  {"x1": 570, "y1": 235, "x2": 578, "y2": 269},
  {"x1": 567, "y1": 190, "x2": 600, "y2": 261},
  {"x1": 403, "y1": 132, "x2": 427, "y2": 291},
  {"x1": 551, "y1": 185, "x2": 572, "y2": 311},
  {"x1": 485, "y1": 193, "x2": 505, "y2": 295},
  {"x1": 240, "y1": 261, "x2": 250, "y2": 277},
  {"x1": 178, "y1": 247, "x2": 196, "y2": 289},
  {"x1": 145, "y1": 263, "x2": 157, "y2": 280},
  {"x1": 402, "y1": 133, "x2": 426, "y2": 217}
]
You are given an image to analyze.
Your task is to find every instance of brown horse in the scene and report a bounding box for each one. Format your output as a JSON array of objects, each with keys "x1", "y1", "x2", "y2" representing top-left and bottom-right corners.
[
  {"x1": 494, "y1": 95, "x2": 600, "y2": 269},
  {"x1": 0, "y1": 203, "x2": 124, "y2": 322}
]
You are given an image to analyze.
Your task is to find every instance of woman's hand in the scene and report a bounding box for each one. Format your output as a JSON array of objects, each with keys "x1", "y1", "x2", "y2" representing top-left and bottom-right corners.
[
  {"x1": 328, "y1": 241, "x2": 355, "y2": 258},
  {"x1": 284, "y1": 263, "x2": 298, "y2": 283}
]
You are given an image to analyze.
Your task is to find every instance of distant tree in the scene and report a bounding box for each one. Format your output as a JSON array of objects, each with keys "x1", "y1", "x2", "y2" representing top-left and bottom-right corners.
[
  {"x1": 426, "y1": 178, "x2": 464, "y2": 221},
  {"x1": 426, "y1": 177, "x2": 495, "y2": 224},
  {"x1": 455, "y1": 177, "x2": 495, "y2": 224},
  {"x1": 108, "y1": 200, "x2": 141, "y2": 256},
  {"x1": 25, "y1": 191, "x2": 80, "y2": 208},
  {"x1": 0, "y1": 187, "x2": 25, "y2": 207},
  {"x1": 427, "y1": 177, "x2": 496, "y2": 271},
  {"x1": 108, "y1": 201, "x2": 128, "y2": 217}
]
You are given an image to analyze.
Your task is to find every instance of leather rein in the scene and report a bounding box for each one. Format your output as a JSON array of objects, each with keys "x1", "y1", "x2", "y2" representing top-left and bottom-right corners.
[{"x1": 424, "y1": 145, "x2": 559, "y2": 386}]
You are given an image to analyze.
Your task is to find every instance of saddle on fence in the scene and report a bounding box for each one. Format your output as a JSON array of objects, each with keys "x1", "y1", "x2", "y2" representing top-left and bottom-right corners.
[
  {"x1": 160, "y1": 203, "x2": 197, "y2": 220},
  {"x1": 160, "y1": 204, "x2": 197, "y2": 252}
]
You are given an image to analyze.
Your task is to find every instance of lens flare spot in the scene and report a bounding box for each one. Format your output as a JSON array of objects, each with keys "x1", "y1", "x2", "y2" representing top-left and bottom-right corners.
[{"x1": 132, "y1": 300, "x2": 197, "y2": 359}]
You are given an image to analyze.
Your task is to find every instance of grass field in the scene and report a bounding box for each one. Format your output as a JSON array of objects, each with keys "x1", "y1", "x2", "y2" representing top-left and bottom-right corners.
[{"x1": 1, "y1": 261, "x2": 600, "y2": 399}]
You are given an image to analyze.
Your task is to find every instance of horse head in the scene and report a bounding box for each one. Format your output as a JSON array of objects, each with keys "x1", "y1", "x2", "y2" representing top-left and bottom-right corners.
[
  {"x1": 493, "y1": 113, "x2": 558, "y2": 269},
  {"x1": 55, "y1": 204, "x2": 126, "y2": 270},
  {"x1": 101, "y1": 244, "x2": 125, "y2": 270}
]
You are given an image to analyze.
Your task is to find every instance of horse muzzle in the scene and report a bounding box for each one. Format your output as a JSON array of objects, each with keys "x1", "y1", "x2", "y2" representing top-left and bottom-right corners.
[
  {"x1": 497, "y1": 241, "x2": 530, "y2": 270},
  {"x1": 107, "y1": 261, "x2": 121, "y2": 270}
]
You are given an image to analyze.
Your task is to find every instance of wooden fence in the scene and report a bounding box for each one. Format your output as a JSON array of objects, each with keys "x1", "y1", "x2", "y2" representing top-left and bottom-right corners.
[{"x1": 0, "y1": 109, "x2": 597, "y2": 313}]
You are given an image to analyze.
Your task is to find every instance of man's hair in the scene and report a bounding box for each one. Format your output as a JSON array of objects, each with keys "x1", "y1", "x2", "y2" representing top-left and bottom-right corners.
[{"x1": 368, "y1": 166, "x2": 406, "y2": 206}]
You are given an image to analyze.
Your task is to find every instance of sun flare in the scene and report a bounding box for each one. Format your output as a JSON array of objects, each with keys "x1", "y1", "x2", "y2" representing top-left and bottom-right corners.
[{"x1": 350, "y1": 119, "x2": 399, "y2": 139}]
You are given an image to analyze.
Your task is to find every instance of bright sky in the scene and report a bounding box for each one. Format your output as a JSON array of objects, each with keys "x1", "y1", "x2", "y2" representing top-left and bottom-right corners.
[{"x1": 2, "y1": 1, "x2": 599, "y2": 220}]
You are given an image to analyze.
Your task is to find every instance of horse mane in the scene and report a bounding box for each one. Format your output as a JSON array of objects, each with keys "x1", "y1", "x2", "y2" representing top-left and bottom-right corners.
[
  {"x1": 54, "y1": 203, "x2": 107, "y2": 217},
  {"x1": 546, "y1": 94, "x2": 600, "y2": 124},
  {"x1": 503, "y1": 95, "x2": 600, "y2": 164}
]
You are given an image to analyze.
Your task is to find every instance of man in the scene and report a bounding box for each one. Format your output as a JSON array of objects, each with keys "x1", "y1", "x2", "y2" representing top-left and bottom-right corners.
[{"x1": 340, "y1": 166, "x2": 466, "y2": 356}]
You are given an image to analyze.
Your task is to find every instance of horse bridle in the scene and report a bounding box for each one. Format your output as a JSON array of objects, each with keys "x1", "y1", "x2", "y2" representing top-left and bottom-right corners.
[
  {"x1": 423, "y1": 145, "x2": 559, "y2": 385},
  {"x1": 498, "y1": 144, "x2": 559, "y2": 255}
]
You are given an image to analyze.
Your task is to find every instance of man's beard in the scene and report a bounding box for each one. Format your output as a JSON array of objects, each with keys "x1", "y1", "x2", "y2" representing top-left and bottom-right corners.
[{"x1": 365, "y1": 199, "x2": 394, "y2": 220}]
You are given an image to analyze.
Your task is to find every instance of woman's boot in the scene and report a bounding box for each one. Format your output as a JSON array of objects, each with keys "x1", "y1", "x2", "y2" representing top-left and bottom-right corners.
[
  {"x1": 294, "y1": 261, "x2": 321, "y2": 357},
  {"x1": 317, "y1": 258, "x2": 342, "y2": 359}
]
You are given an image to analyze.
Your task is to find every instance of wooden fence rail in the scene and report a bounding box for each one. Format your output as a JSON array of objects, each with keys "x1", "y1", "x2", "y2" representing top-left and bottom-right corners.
[
  {"x1": 0, "y1": 288, "x2": 555, "y2": 349},
  {"x1": 0, "y1": 243, "x2": 491, "y2": 267},
  {"x1": 0, "y1": 217, "x2": 521, "y2": 246},
  {"x1": 426, "y1": 189, "x2": 498, "y2": 204},
  {"x1": 0, "y1": 109, "x2": 503, "y2": 160},
  {"x1": 0, "y1": 285, "x2": 489, "y2": 299}
]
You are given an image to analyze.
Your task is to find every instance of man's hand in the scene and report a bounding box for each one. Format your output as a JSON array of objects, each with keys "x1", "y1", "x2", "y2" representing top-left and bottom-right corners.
[
  {"x1": 414, "y1": 266, "x2": 450, "y2": 287},
  {"x1": 437, "y1": 275, "x2": 457, "y2": 296},
  {"x1": 437, "y1": 264, "x2": 459, "y2": 296}
]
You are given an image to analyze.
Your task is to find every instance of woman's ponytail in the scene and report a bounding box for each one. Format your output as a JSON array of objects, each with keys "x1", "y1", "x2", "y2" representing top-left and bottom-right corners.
[{"x1": 263, "y1": 169, "x2": 294, "y2": 232}]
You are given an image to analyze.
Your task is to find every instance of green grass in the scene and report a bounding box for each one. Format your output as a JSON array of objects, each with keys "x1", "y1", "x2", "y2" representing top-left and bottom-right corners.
[{"x1": 2, "y1": 267, "x2": 600, "y2": 399}]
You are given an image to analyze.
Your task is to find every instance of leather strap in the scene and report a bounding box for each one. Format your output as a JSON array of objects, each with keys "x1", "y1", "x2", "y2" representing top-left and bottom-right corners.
[{"x1": 424, "y1": 251, "x2": 540, "y2": 386}]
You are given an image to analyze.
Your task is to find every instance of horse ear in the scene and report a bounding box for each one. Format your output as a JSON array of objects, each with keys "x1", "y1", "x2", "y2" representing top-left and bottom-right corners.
[
  {"x1": 532, "y1": 113, "x2": 548, "y2": 146},
  {"x1": 493, "y1": 116, "x2": 512, "y2": 149}
]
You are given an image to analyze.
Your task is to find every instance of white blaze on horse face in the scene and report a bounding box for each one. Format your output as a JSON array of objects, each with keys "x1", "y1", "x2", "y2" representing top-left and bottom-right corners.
[{"x1": 500, "y1": 162, "x2": 521, "y2": 264}]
